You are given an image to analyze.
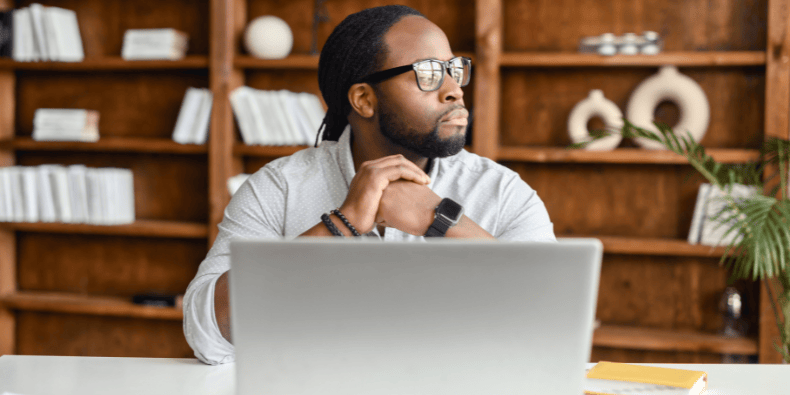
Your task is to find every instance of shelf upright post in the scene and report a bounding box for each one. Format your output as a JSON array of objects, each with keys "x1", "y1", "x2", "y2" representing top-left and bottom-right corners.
[
  {"x1": 208, "y1": 0, "x2": 245, "y2": 244},
  {"x1": 760, "y1": 0, "x2": 790, "y2": 364},
  {"x1": 0, "y1": 0, "x2": 16, "y2": 356},
  {"x1": 473, "y1": 0, "x2": 502, "y2": 160}
]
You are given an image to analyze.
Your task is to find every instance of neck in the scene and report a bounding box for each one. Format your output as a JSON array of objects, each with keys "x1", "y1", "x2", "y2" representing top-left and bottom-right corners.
[{"x1": 349, "y1": 122, "x2": 430, "y2": 173}]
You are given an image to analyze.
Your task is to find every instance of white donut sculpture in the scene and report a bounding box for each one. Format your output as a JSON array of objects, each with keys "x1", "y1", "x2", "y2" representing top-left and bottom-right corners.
[
  {"x1": 567, "y1": 89, "x2": 623, "y2": 150},
  {"x1": 626, "y1": 65, "x2": 710, "y2": 150},
  {"x1": 244, "y1": 16, "x2": 293, "y2": 59}
]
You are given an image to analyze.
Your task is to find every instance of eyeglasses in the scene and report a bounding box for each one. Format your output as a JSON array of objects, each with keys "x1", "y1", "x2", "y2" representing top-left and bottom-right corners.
[{"x1": 357, "y1": 56, "x2": 472, "y2": 92}]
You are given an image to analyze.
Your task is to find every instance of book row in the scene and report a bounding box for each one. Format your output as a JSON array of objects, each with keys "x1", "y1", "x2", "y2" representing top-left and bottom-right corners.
[
  {"x1": 33, "y1": 108, "x2": 100, "y2": 142},
  {"x1": 687, "y1": 183, "x2": 758, "y2": 246},
  {"x1": 0, "y1": 165, "x2": 135, "y2": 225},
  {"x1": 122, "y1": 28, "x2": 189, "y2": 61},
  {"x1": 1, "y1": 3, "x2": 84, "y2": 62},
  {"x1": 230, "y1": 86, "x2": 326, "y2": 146},
  {"x1": 172, "y1": 88, "x2": 213, "y2": 145}
]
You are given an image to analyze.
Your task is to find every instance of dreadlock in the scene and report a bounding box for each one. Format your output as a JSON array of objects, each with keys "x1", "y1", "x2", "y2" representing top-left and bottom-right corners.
[{"x1": 315, "y1": 5, "x2": 425, "y2": 146}]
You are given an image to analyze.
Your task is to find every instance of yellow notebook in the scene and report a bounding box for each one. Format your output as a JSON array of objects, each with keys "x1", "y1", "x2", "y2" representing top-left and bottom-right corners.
[{"x1": 584, "y1": 361, "x2": 707, "y2": 395}]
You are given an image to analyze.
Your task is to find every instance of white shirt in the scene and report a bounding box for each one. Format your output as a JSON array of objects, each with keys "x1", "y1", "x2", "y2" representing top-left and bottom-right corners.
[{"x1": 183, "y1": 125, "x2": 556, "y2": 365}]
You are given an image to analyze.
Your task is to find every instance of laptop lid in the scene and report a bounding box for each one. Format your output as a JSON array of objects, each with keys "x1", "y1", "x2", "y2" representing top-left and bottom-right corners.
[{"x1": 230, "y1": 238, "x2": 602, "y2": 395}]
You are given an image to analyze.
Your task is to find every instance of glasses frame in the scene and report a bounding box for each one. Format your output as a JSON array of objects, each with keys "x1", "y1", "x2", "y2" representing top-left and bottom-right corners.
[{"x1": 357, "y1": 56, "x2": 472, "y2": 92}]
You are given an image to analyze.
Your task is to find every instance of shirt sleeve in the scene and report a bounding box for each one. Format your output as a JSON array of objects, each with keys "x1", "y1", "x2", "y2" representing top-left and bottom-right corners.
[
  {"x1": 495, "y1": 172, "x2": 557, "y2": 242},
  {"x1": 183, "y1": 167, "x2": 286, "y2": 365}
]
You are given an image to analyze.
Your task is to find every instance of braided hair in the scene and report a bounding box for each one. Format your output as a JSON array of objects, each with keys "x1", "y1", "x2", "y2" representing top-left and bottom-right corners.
[{"x1": 315, "y1": 5, "x2": 425, "y2": 146}]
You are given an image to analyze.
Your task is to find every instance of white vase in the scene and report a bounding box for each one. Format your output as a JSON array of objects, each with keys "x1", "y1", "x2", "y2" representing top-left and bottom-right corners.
[{"x1": 567, "y1": 89, "x2": 623, "y2": 150}]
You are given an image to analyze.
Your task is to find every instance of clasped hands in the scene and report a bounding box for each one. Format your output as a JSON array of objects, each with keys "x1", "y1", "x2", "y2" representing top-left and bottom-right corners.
[{"x1": 338, "y1": 154, "x2": 443, "y2": 236}]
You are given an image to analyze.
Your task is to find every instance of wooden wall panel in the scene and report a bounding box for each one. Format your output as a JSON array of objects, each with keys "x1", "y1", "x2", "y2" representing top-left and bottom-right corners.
[
  {"x1": 595, "y1": 255, "x2": 756, "y2": 332},
  {"x1": 244, "y1": 0, "x2": 476, "y2": 56},
  {"x1": 591, "y1": 347, "x2": 725, "y2": 363},
  {"x1": 506, "y1": 163, "x2": 707, "y2": 238},
  {"x1": 17, "y1": 0, "x2": 210, "y2": 57},
  {"x1": 15, "y1": 71, "x2": 209, "y2": 140},
  {"x1": 502, "y1": 0, "x2": 767, "y2": 52},
  {"x1": 499, "y1": 67, "x2": 765, "y2": 148},
  {"x1": 16, "y1": 312, "x2": 193, "y2": 358},
  {"x1": 16, "y1": 153, "x2": 209, "y2": 223},
  {"x1": 18, "y1": 234, "x2": 205, "y2": 296}
]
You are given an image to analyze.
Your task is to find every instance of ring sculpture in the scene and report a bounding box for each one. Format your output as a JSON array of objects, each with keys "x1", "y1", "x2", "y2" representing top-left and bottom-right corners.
[
  {"x1": 626, "y1": 66, "x2": 710, "y2": 150},
  {"x1": 567, "y1": 89, "x2": 623, "y2": 150}
]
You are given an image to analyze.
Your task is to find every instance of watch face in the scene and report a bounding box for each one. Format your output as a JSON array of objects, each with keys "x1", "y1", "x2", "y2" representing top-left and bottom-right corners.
[{"x1": 439, "y1": 198, "x2": 463, "y2": 220}]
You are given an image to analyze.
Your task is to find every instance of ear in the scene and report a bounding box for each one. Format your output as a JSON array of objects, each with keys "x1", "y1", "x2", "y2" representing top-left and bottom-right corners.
[{"x1": 347, "y1": 83, "x2": 377, "y2": 119}]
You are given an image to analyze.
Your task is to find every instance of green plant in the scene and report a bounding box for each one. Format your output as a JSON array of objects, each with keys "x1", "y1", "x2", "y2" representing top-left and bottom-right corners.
[{"x1": 573, "y1": 120, "x2": 790, "y2": 362}]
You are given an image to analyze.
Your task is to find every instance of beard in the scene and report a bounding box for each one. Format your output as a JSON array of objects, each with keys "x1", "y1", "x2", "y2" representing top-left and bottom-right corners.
[{"x1": 377, "y1": 100, "x2": 466, "y2": 159}]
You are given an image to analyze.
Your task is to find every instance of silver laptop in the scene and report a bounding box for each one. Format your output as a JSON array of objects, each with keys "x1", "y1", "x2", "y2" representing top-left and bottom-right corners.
[{"x1": 230, "y1": 238, "x2": 602, "y2": 395}]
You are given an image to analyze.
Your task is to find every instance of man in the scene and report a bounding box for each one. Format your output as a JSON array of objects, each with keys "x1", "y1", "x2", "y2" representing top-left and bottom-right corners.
[{"x1": 184, "y1": 5, "x2": 555, "y2": 365}]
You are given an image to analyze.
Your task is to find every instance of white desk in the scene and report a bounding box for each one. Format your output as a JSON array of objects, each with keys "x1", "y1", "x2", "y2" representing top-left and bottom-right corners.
[{"x1": 0, "y1": 355, "x2": 788, "y2": 395}]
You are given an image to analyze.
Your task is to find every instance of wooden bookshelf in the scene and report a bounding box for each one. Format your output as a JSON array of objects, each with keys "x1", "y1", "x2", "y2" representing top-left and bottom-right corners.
[
  {"x1": 0, "y1": 56, "x2": 209, "y2": 71},
  {"x1": 496, "y1": 147, "x2": 761, "y2": 164},
  {"x1": 0, "y1": 0, "x2": 787, "y2": 364},
  {"x1": 7, "y1": 137, "x2": 208, "y2": 154},
  {"x1": 0, "y1": 220, "x2": 208, "y2": 239},
  {"x1": 0, "y1": 291, "x2": 183, "y2": 320},
  {"x1": 499, "y1": 51, "x2": 767, "y2": 68},
  {"x1": 593, "y1": 324, "x2": 758, "y2": 355}
]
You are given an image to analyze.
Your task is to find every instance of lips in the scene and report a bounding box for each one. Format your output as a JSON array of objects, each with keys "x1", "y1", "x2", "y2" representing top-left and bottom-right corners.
[{"x1": 440, "y1": 108, "x2": 469, "y2": 123}]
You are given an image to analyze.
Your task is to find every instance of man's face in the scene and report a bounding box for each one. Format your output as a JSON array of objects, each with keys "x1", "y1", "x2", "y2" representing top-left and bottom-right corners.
[{"x1": 372, "y1": 16, "x2": 467, "y2": 159}]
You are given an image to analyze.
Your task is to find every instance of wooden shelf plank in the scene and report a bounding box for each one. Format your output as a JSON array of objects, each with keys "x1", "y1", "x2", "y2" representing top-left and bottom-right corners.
[
  {"x1": 0, "y1": 56, "x2": 209, "y2": 71},
  {"x1": 234, "y1": 143, "x2": 310, "y2": 157},
  {"x1": 7, "y1": 137, "x2": 208, "y2": 154},
  {"x1": 235, "y1": 52, "x2": 476, "y2": 70},
  {"x1": 0, "y1": 219, "x2": 208, "y2": 239},
  {"x1": 0, "y1": 291, "x2": 182, "y2": 320},
  {"x1": 496, "y1": 147, "x2": 761, "y2": 164},
  {"x1": 593, "y1": 324, "x2": 758, "y2": 355},
  {"x1": 500, "y1": 51, "x2": 766, "y2": 67},
  {"x1": 587, "y1": 236, "x2": 728, "y2": 257}
]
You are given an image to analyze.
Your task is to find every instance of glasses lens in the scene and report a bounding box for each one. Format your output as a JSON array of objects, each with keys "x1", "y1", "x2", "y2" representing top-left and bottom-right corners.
[
  {"x1": 449, "y1": 57, "x2": 470, "y2": 87},
  {"x1": 415, "y1": 61, "x2": 444, "y2": 91}
]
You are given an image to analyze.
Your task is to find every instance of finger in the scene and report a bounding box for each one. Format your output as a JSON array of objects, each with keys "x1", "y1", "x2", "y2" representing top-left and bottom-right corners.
[
  {"x1": 377, "y1": 164, "x2": 431, "y2": 185},
  {"x1": 364, "y1": 156, "x2": 430, "y2": 183}
]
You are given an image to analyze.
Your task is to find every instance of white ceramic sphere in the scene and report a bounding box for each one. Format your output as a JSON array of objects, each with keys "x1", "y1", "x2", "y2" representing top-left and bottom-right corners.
[{"x1": 244, "y1": 16, "x2": 293, "y2": 59}]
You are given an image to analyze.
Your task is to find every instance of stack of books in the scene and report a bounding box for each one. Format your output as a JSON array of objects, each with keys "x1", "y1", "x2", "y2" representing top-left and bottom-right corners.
[
  {"x1": 687, "y1": 183, "x2": 759, "y2": 246},
  {"x1": 172, "y1": 87, "x2": 212, "y2": 145},
  {"x1": 32, "y1": 109, "x2": 100, "y2": 142},
  {"x1": 0, "y1": 165, "x2": 135, "y2": 225},
  {"x1": 122, "y1": 28, "x2": 188, "y2": 60},
  {"x1": 10, "y1": 3, "x2": 84, "y2": 62},
  {"x1": 230, "y1": 86, "x2": 326, "y2": 146}
]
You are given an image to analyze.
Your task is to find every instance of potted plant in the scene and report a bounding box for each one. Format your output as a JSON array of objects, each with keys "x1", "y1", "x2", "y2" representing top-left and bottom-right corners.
[{"x1": 576, "y1": 120, "x2": 790, "y2": 363}]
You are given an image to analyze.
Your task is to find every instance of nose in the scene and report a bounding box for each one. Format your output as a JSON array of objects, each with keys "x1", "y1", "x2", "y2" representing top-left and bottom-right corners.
[{"x1": 438, "y1": 71, "x2": 464, "y2": 105}]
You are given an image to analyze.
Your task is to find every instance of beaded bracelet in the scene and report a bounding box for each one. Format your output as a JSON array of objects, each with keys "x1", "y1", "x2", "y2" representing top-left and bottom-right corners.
[
  {"x1": 331, "y1": 209, "x2": 361, "y2": 236},
  {"x1": 320, "y1": 213, "x2": 343, "y2": 237}
]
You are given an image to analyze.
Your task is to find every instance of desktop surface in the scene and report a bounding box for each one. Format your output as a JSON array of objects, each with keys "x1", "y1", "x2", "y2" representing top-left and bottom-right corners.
[{"x1": 1, "y1": 355, "x2": 788, "y2": 395}]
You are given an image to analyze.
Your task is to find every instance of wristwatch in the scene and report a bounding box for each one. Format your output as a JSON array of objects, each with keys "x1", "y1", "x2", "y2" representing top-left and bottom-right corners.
[{"x1": 424, "y1": 198, "x2": 464, "y2": 237}]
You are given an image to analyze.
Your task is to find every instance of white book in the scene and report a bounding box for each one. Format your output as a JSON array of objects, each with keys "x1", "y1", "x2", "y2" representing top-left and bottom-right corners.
[
  {"x1": 49, "y1": 165, "x2": 73, "y2": 223},
  {"x1": 277, "y1": 90, "x2": 309, "y2": 145},
  {"x1": 687, "y1": 183, "x2": 711, "y2": 244},
  {"x1": 42, "y1": 7, "x2": 59, "y2": 61},
  {"x1": 7, "y1": 167, "x2": 25, "y2": 222},
  {"x1": 13, "y1": 8, "x2": 35, "y2": 62},
  {"x1": 46, "y1": 6, "x2": 83, "y2": 62},
  {"x1": 699, "y1": 183, "x2": 759, "y2": 247},
  {"x1": 252, "y1": 90, "x2": 278, "y2": 145},
  {"x1": 229, "y1": 86, "x2": 259, "y2": 145},
  {"x1": 263, "y1": 90, "x2": 294, "y2": 145},
  {"x1": 298, "y1": 93, "x2": 326, "y2": 131},
  {"x1": 28, "y1": 3, "x2": 49, "y2": 61},
  {"x1": 0, "y1": 168, "x2": 6, "y2": 222},
  {"x1": 227, "y1": 173, "x2": 251, "y2": 196},
  {"x1": 172, "y1": 88, "x2": 205, "y2": 144},
  {"x1": 270, "y1": 90, "x2": 301, "y2": 145},
  {"x1": 34, "y1": 108, "x2": 89, "y2": 128},
  {"x1": 283, "y1": 91, "x2": 314, "y2": 144},
  {"x1": 12, "y1": 9, "x2": 26, "y2": 61},
  {"x1": 119, "y1": 169, "x2": 135, "y2": 224},
  {"x1": 36, "y1": 166, "x2": 57, "y2": 222},
  {"x1": 191, "y1": 89, "x2": 213, "y2": 144},
  {"x1": 67, "y1": 165, "x2": 88, "y2": 223},
  {"x1": 0, "y1": 168, "x2": 10, "y2": 221},
  {"x1": 122, "y1": 29, "x2": 188, "y2": 60},
  {"x1": 85, "y1": 169, "x2": 101, "y2": 224},
  {"x1": 21, "y1": 167, "x2": 39, "y2": 222}
]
